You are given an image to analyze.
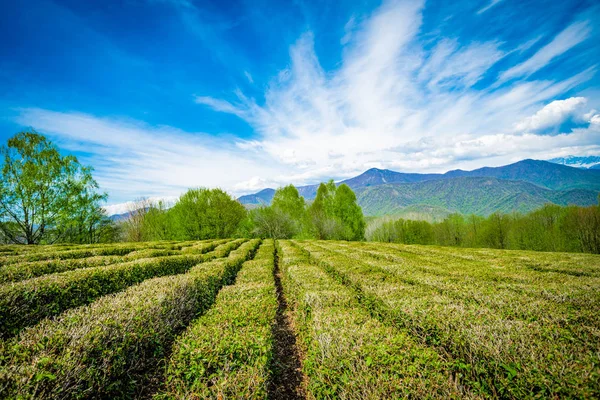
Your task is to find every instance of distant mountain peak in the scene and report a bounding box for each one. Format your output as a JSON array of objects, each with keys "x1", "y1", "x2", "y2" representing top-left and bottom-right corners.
[
  {"x1": 237, "y1": 159, "x2": 600, "y2": 214},
  {"x1": 548, "y1": 155, "x2": 600, "y2": 170}
]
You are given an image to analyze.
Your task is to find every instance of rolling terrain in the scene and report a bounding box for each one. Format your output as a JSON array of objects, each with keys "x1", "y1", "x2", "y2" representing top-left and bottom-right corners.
[
  {"x1": 0, "y1": 240, "x2": 598, "y2": 398},
  {"x1": 238, "y1": 159, "x2": 600, "y2": 216},
  {"x1": 356, "y1": 176, "x2": 599, "y2": 216}
]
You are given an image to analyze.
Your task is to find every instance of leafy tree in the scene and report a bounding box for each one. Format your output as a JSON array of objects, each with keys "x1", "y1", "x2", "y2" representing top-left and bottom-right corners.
[
  {"x1": 143, "y1": 200, "x2": 175, "y2": 241},
  {"x1": 309, "y1": 180, "x2": 365, "y2": 240},
  {"x1": 271, "y1": 185, "x2": 310, "y2": 237},
  {"x1": 0, "y1": 131, "x2": 106, "y2": 244},
  {"x1": 483, "y1": 212, "x2": 511, "y2": 249},
  {"x1": 249, "y1": 206, "x2": 296, "y2": 239},
  {"x1": 332, "y1": 184, "x2": 365, "y2": 240},
  {"x1": 171, "y1": 188, "x2": 246, "y2": 240},
  {"x1": 56, "y1": 176, "x2": 112, "y2": 243},
  {"x1": 434, "y1": 213, "x2": 466, "y2": 246},
  {"x1": 309, "y1": 182, "x2": 332, "y2": 239}
]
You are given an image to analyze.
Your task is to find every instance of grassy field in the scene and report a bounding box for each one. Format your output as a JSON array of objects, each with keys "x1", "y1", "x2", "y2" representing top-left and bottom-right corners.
[{"x1": 0, "y1": 240, "x2": 598, "y2": 399}]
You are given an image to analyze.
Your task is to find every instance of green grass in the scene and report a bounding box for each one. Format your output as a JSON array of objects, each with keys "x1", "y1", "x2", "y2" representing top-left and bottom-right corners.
[{"x1": 0, "y1": 239, "x2": 598, "y2": 399}]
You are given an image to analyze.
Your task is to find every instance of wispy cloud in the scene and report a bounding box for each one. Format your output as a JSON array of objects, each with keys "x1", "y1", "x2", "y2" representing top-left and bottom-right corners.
[
  {"x1": 477, "y1": 0, "x2": 503, "y2": 15},
  {"x1": 195, "y1": 0, "x2": 598, "y2": 177},
  {"x1": 12, "y1": 0, "x2": 599, "y2": 208},
  {"x1": 499, "y1": 20, "x2": 591, "y2": 82},
  {"x1": 13, "y1": 108, "x2": 286, "y2": 205}
]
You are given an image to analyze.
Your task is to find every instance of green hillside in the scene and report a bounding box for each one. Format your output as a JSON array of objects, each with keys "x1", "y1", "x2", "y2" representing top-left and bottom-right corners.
[
  {"x1": 356, "y1": 176, "x2": 599, "y2": 216},
  {"x1": 239, "y1": 160, "x2": 600, "y2": 216}
]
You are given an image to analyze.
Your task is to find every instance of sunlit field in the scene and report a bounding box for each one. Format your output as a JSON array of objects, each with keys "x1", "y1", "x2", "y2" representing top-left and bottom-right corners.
[{"x1": 0, "y1": 240, "x2": 598, "y2": 399}]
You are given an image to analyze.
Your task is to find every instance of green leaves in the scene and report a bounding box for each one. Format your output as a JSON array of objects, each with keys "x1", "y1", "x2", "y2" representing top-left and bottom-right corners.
[
  {"x1": 309, "y1": 181, "x2": 365, "y2": 240},
  {"x1": 0, "y1": 131, "x2": 107, "y2": 244},
  {"x1": 157, "y1": 241, "x2": 276, "y2": 398},
  {"x1": 0, "y1": 240, "x2": 260, "y2": 399},
  {"x1": 171, "y1": 188, "x2": 247, "y2": 240}
]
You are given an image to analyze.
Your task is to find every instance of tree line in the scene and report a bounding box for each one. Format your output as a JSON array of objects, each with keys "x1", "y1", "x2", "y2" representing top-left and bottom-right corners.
[
  {"x1": 366, "y1": 202, "x2": 600, "y2": 254},
  {"x1": 0, "y1": 131, "x2": 366, "y2": 244},
  {"x1": 122, "y1": 181, "x2": 365, "y2": 242},
  {"x1": 2, "y1": 130, "x2": 599, "y2": 253}
]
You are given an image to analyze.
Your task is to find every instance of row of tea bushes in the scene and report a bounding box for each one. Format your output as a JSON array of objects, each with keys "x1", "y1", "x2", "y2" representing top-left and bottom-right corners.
[
  {"x1": 0, "y1": 240, "x2": 246, "y2": 338},
  {"x1": 278, "y1": 241, "x2": 460, "y2": 399},
  {"x1": 156, "y1": 240, "x2": 278, "y2": 399},
  {"x1": 300, "y1": 241, "x2": 600, "y2": 399},
  {"x1": 0, "y1": 240, "x2": 261, "y2": 399},
  {"x1": 0, "y1": 240, "x2": 228, "y2": 284}
]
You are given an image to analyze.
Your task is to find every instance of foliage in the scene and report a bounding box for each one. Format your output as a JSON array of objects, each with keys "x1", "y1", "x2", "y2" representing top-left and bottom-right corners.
[
  {"x1": 0, "y1": 238, "x2": 598, "y2": 398},
  {"x1": 271, "y1": 185, "x2": 311, "y2": 236},
  {"x1": 241, "y1": 182, "x2": 365, "y2": 241},
  {"x1": 278, "y1": 241, "x2": 459, "y2": 398},
  {"x1": 121, "y1": 189, "x2": 247, "y2": 242},
  {"x1": 309, "y1": 181, "x2": 365, "y2": 240},
  {"x1": 121, "y1": 199, "x2": 175, "y2": 242},
  {"x1": 156, "y1": 240, "x2": 276, "y2": 398},
  {"x1": 171, "y1": 188, "x2": 247, "y2": 240},
  {"x1": 0, "y1": 240, "x2": 243, "y2": 338},
  {"x1": 0, "y1": 240, "x2": 260, "y2": 399},
  {"x1": 0, "y1": 131, "x2": 109, "y2": 244},
  {"x1": 367, "y1": 201, "x2": 600, "y2": 253},
  {"x1": 248, "y1": 206, "x2": 296, "y2": 239},
  {"x1": 296, "y1": 240, "x2": 600, "y2": 398}
]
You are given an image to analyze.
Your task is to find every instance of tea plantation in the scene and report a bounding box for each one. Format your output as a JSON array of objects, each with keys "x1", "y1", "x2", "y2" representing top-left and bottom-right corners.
[{"x1": 0, "y1": 239, "x2": 598, "y2": 399}]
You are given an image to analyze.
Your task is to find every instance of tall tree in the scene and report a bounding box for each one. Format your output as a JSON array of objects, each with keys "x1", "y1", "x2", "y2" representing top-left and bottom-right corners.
[
  {"x1": 171, "y1": 188, "x2": 246, "y2": 240},
  {"x1": 0, "y1": 131, "x2": 106, "y2": 244},
  {"x1": 309, "y1": 180, "x2": 365, "y2": 240},
  {"x1": 271, "y1": 185, "x2": 309, "y2": 237},
  {"x1": 309, "y1": 181, "x2": 338, "y2": 239},
  {"x1": 332, "y1": 184, "x2": 365, "y2": 241}
]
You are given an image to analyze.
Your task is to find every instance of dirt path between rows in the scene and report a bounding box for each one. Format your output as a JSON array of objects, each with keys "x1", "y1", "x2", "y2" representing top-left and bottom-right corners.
[{"x1": 267, "y1": 246, "x2": 306, "y2": 400}]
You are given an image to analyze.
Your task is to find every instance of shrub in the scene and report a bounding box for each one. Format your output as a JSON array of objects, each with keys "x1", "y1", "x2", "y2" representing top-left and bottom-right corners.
[
  {"x1": 0, "y1": 240, "x2": 261, "y2": 399},
  {"x1": 277, "y1": 241, "x2": 458, "y2": 398},
  {"x1": 156, "y1": 240, "x2": 277, "y2": 398},
  {"x1": 299, "y1": 240, "x2": 600, "y2": 398},
  {"x1": 0, "y1": 240, "x2": 246, "y2": 338}
]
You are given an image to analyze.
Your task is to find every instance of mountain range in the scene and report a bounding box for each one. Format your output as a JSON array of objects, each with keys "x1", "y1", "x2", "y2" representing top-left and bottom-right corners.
[
  {"x1": 238, "y1": 159, "x2": 600, "y2": 218},
  {"x1": 548, "y1": 156, "x2": 600, "y2": 170}
]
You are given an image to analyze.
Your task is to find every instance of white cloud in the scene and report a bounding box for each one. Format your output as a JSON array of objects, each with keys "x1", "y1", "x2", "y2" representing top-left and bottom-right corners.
[
  {"x1": 499, "y1": 21, "x2": 591, "y2": 82},
  {"x1": 194, "y1": 95, "x2": 246, "y2": 118},
  {"x1": 15, "y1": 0, "x2": 600, "y2": 206},
  {"x1": 477, "y1": 0, "x2": 503, "y2": 15},
  {"x1": 244, "y1": 70, "x2": 254, "y2": 83},
  {"x1": 418, "y1": 39, "x2": 504, "y2": 89},
  {"x1": 515, "y1": 97, "x2": 588, "y2": 132},
  {"x1": 341, "y1": 16, "x2": 356, "y2": 45},
  {"x1": 14, "y1": 108, "x2": 286, "y2": 203},
  {"x1": 195, "y1": 0, "x2": 598, "y2": 178}
]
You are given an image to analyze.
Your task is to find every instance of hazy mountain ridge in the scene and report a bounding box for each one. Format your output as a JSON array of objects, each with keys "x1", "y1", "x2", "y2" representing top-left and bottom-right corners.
[
  {"x1": 548, "y1": 155, "x2": 600, "y2": 170},
  {"x1": 238, "y1": 159, "x2": 600, "y2": 216}
]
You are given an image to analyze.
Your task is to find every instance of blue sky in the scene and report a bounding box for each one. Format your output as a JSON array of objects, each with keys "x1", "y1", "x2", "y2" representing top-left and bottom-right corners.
[{"x1": 1, "y1": 0, "x2": 599, "y2": 212}]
